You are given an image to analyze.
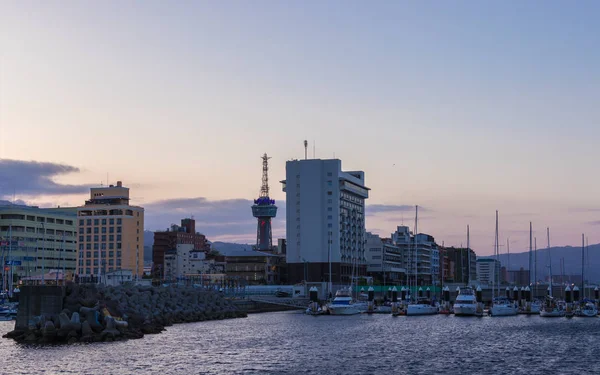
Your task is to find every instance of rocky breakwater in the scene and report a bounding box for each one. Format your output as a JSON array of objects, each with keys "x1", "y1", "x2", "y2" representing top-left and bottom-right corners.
[{"x1": 3, "y1": 283, "x2": 247, "y2": 344}]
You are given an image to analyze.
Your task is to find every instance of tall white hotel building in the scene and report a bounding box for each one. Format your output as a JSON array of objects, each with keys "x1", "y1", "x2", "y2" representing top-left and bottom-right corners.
[{"x1": 281, "y1": 159, "x2": 369, "y2": 284}]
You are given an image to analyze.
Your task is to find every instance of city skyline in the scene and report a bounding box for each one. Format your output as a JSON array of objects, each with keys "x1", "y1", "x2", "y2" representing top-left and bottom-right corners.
[{"x1": 1, "y1": 2, "x2": 599, "y2": 254}]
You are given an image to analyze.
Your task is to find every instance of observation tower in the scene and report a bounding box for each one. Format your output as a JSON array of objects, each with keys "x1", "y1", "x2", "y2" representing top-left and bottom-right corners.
[{"x1": 251, "y1": 154, "x2": 277, "y2": 250}]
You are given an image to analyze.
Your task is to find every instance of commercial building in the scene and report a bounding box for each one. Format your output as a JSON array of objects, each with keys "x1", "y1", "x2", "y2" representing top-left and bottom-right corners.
[
  {"x1": 216, "y1": 248, "x2": 283, "y2": 284},
  {"x1": 76, "y1": 181, "x2": 144, "y2": 279},
  {"x1": 365, "y1": 232, "x2": 406, "y2": 284},
  {"x1": 476, "y1": 258, "x2": 502, "y2": 286},
  {"x1": 0, "y1": 204, "x2": 77, "y2": 285},
  {"x1": 152, "y1": 218, "x2": 210, "y2": 278},
  {"x1": 391, "y1": 226, "x2": 438, "y2": 286},
  {"x1": 163, "y1": 243, "x2": 224, "y2": 282},
  {"x1": 281, "y1": 159, "x2": 369, "y2": 284},
  {"x1": 443, "y1": 247, "x2": 477, "y2": 285}
]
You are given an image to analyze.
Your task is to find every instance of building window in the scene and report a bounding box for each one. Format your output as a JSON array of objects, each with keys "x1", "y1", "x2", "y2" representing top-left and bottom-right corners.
[
  {"x1": 93, "y1": 227, "x2": 99, "y2": 234},
  {"x1": 117, "y1": 251, "x2": 122, "y2": 257},
  {"x1": 109, "y1": 218, "x2": 114, "y2": 225},
  {"x1": 79, "y1": 236, "x2": 84, "y2": 242},
  {"x1": 109, "y1": 235, "x2": 114, "y2": 241},
  {"x1": 86, "y1": 268, "x2": 91, "y2": 275},
  {"x1": 93, "y1": 243, "x2": 99, "y2": 250},
  {"x1": 86, "y1": 244, "x2": 91, "y2": 250},
  {"x1": 86, "y1": 219, "x2": 92, "y2": 226},
  {"x1": 79, "y1": 244, "x2": 84, "y2": 250},
  {"x1": 117, "y1": 226, "x2": 122, "y2": 233},
  {"x1": 117, "y1": 235, "x2": 122, "y2": 241},
  {"x1": 117, "y1": 259, "x2": 122, "y2": 267},
  {"x1": 109, "y1": 243, "x2": 114, "y2": 250},
  {"x1": 109, "y1": 251, "x2": 114, "y2": 257},
  {"x1": 86, "y1": 260, "x2": 91, "y2": 266},
  {"x1": 94, "y1": 219, "x2": 99, "y2": 226},
  {"x1": 93, "y1": 235, "x2": 99, "y2": 242},
  {"x1": 101, "y1": 227, "x2": 107, "y2": 233},
  {"x1": 117, "y1": 218, "x2": 122, "y2": 225},
  {"x1": 102, "y1": 219, "x2": 107, "y2": 225},
  {"x1": 86, "y1": 251, "x2": 91, "y2": 258},
  {"x1": 86, "y1": 228, "x2": 91, "y2": 234},
  {"x1": 101, "y1": 235, "x2": 106, "y2": 242},
  {"x1": 101, "y1": 243, "x2": 107, "y2": 250},
  {"x1": 109, "y1": 227, "x2": 114, "y2": 234},
  {"x1": 93, "y1": 251, "x2": 98, "y2": 258},
  {"x1": 109, "y1": 259, "x2": 114, "y2": 266},
  {"x1": 86, "y1": 235, "x2": 91, "y2": 242},
  {"x1": 117, "y1": 243, "x2": 121, "y2": 249},
  {"x1": 79, "y1": 219, "x2": 84, "y2": 226}
]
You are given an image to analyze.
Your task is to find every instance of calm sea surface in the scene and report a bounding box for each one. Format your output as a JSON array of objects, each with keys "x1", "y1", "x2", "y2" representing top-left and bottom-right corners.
[{"x1": 0, "y1": 311, "x2": 598, "y2": 374}]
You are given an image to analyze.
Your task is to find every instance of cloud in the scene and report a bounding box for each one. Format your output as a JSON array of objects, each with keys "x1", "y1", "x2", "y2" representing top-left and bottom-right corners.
[
  {"x1": 0, "y1": 159, "x2": 91, "y2": 198},
  {"x1": 144, "y1": 197, "x2": 286, "y2": 243},
  {"x1": 588, "y1": 221, "x2": 600, "y2": 226},
  {"x1": 366, "y1": 204, "x2": 428, "y2": 215}
]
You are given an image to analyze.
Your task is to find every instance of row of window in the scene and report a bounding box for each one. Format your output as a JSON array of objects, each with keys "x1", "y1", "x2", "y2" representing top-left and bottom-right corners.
[
  {"x1": 79, "y1": 235, "x2": 123, "y2": 243},
  {"x1": 79, "y1": 242, "x2": 123, "y2": 250},
  {"x1": 80, "y1": 218, "x2": 122, "y2": 226},
  {"x1": 0, "y1": 214, "x2": 73, "y2": 225},
  {"x1": 80, "y1": 250, "x2": 122, "y2": 258},
  {"x1": 79, "y1": 259, "x2": 122, "y2": 266},
  {"x1": 0, "y1": 226, "x2": 75, "y2": 236},
  {"x1": 79, "y1": 226, "x2": 126, "y2": 234}
]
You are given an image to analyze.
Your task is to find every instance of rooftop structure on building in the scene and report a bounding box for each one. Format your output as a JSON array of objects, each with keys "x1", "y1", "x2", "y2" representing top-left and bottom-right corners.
[
  {"x1": 281, "y1": 158, "x2": 369, "y2": 284},
  {"x1": 251, "y1": 154, "x2": 278, "y2": 251}
]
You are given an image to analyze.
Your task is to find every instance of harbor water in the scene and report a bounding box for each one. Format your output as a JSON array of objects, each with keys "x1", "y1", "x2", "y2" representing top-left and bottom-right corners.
[{"x1": 0, "y1": 311, "x2": 598, "y2": 374}]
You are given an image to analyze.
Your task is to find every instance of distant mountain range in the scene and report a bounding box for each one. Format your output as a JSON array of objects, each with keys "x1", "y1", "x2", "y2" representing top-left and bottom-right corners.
[{"x1": 487, "y1": 243, "x2": 600, "y2": 283}]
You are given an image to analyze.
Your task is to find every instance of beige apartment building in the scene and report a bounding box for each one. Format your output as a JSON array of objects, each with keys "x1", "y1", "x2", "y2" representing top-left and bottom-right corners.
[{"x1": 76, "y1": 181, "x2": 144, "y2": 280}]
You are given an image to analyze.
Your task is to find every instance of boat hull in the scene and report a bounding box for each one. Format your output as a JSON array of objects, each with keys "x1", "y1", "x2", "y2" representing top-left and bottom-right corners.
[
  {"x1": 540, "y1": 309, "x2": 565, "y2": 317},
  {"x1": 453, "y1": 304, "x2": 477, "y2": 316},
  {"x1": 327, "y1": 303, "x2": 367, "y2": 316},
  {"x1": 490, "y1": 305, "x2": 518, "y2": 316},
  {"x1": 407, "y1": 304, "x2": 438, "y2": 316}
]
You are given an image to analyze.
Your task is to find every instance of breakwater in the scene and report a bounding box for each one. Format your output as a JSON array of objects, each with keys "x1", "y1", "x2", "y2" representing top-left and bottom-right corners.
[{"x1": 3, "y1": 283, "x2": 246, "y2": 344}]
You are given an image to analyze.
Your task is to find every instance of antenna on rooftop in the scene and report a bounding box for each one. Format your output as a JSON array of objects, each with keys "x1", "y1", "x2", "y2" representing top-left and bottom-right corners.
[{"x1": 304, "y1": 140, "x2": 308, "y2": 160}]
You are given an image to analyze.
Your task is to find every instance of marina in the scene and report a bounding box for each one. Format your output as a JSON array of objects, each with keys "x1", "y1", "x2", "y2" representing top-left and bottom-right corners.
[{"x1": 2, "y1": 310, "x2": 600, "y2": 375}]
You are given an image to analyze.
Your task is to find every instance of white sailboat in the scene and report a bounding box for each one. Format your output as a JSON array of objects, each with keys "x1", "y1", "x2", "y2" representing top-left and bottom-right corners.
[
  {"x1": 406, "y1": 205, "x2": 438, "y2": 316},
  {"x1": 490, "y1": 211, "x2": 518, "y2": 317},
  {"x1": 540, "y1": 227, "x2": 565, "y2": 318},
  {"x1": 326, "y1": 239, "x2": 367, "y2": 315}
]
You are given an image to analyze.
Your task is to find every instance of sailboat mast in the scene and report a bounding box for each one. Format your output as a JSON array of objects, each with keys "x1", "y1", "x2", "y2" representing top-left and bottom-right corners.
[
  {"x1": 414, "y1": 205, "x2": 419, "y2": 300},
  {"x1": 328, "y1": 231, "x2": 332, "y2": 299},
  {"x1": 529, "y1": 222, "x2": 533, "y2": 286},
  {"x1": 534, "y1": 237, "x2": 537, "y2": 287},
  {"x1": 467, "y1": 225, "x2": 470, "y2": 286},
  {"x1": 507, "y1": 238, "x2": 510, "y2": 284},
  {"x1": 547, "y1": 227, "x2": 552, "y2": 297},
  {"x1": 582, "y1": 233, "x2": 585, "y2": 298},
  {"x1": 495, "y1": 210, "x2": 499, "y2": 298}
]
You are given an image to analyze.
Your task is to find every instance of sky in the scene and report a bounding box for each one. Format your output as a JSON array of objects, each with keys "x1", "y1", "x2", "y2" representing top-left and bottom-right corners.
[{"x1": 0, "y1": 1, "x2": 599, "y2": 255}]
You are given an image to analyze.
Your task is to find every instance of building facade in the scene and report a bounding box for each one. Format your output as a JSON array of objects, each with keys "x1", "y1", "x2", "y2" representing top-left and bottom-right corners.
[
  {"x1": 0, "y1": 205, "x2": 77, "y2": 285},
  {"x1": 443, "y1": 247, "x2": 477, "y2": 285},
  {"x1": 216, "y1": 248, "x2": 283, "y2": 284},
  {"x1": 281, "y1": 159, "x2": 369, "y2": 284},
  {"x1": 391, "y1": 226, "x2": 438, "y2": 286},
  {"x1": 163, "y1": 243, "x2": 223, "y2": 282},
  {"x1": 152, "y1": 218, "x2": 210, "y2": 278},
  {"x1": 365, "y1": 232, "x2": 406, "y2": 284},
  {"x1": 76, "y1": 181, "x2": 144, "y2": 279},
  {"x1": 476, "y1": 258, "x2": 502, "y2": 286}
]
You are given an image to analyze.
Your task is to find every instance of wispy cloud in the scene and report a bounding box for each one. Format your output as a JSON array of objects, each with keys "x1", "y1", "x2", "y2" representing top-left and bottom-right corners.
[{"x1": 0, "y1": 159, "x2": 92, "y2": 198}]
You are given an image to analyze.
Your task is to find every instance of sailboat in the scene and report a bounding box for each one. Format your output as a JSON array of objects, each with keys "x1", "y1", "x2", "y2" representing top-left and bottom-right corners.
[
  {"x1": 453, "y1": 225, "x2": 478, "y2": 316},
  {"x1": 326, "y1": 237, "x2": 367, "y2": 315},
  {"x1": 406, "y1": 205, "x2": 438, "y2": 316},
  {"x1": 524, "y1": 223, "x2": 541, "y2": 314},
  {"x1": 540, "y1": 227, "x2": 565, "y2": 317},
  {"x1": 490, "y1": 211, "x2": 518, "y2": 316},
  {"x1": 575, "y1": 234, "x2": 597, "y2": 317}
]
